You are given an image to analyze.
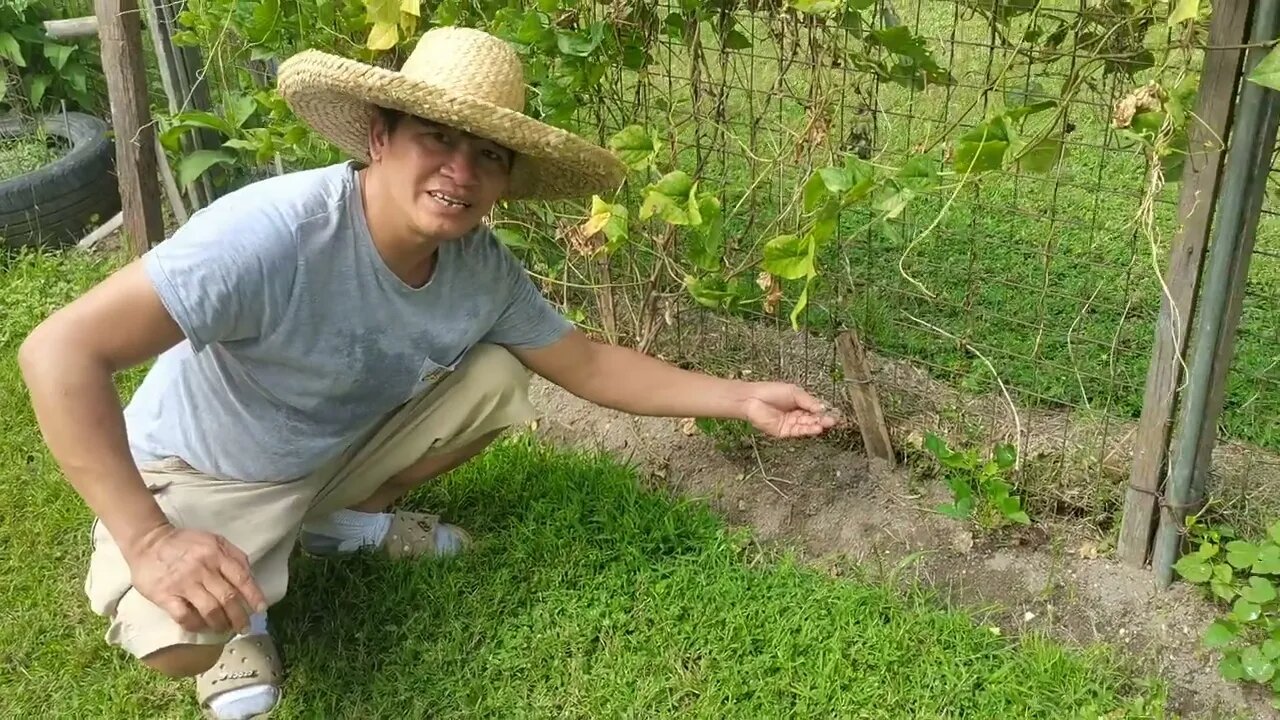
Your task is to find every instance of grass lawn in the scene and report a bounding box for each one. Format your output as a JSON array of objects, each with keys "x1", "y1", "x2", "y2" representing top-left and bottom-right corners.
[{"x1": 0, "y1": 248, "x2": 1171, "y2": 718}]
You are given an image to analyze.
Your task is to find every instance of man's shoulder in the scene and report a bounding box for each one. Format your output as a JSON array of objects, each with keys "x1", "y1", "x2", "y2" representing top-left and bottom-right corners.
[{"x1": 211, "y1": 162, "x2": 354, "y2": 225}]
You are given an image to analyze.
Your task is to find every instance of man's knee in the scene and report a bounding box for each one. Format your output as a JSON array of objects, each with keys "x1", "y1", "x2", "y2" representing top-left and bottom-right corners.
[
  {"x1": 458, "y1": 343, "x2": 530, "y2": 398},
  {"x1": 141, "y1": 643, "x2": 223, "y2": 678}
]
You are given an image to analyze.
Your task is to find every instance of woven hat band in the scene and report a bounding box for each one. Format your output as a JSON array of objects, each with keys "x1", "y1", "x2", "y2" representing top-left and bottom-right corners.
[{"x1": 400, "y1": 27, "x2": 525, "y2": 111}]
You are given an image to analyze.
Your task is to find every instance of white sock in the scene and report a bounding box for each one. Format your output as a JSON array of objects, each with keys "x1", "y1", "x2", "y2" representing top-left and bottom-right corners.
[
  {"x1": 299, "y1": 508, "x2": 393, "y2": 553},
  {"x1": 205, "y1": 612, "x2": 279, "y2": 720}
]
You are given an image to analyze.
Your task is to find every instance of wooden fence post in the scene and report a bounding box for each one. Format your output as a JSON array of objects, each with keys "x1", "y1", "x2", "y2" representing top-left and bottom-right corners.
[
  {"x1": 95, "y1": 0, "x2": 164, "y2": 256},
  {"x1": 1115, "y1": 2, "x2": 1251, "y2": 568}
]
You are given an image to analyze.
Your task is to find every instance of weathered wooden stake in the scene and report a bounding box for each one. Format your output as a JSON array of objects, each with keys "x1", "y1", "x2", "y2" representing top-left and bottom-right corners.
[
  {"x1": 1116, "y1": 1, "x2": 1250, "y2": 568},
  {"x1": 96, "y1": 0, "x2": 163, "y2": 255},
  {"x1": 836, "y1": 330, "x2": 896, "y2": 468}
]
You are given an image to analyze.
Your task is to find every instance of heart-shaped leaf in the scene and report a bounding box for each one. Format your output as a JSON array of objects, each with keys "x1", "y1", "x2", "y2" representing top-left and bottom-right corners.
[
  {"x1": 761, "y1": 234, "x2": 815, "y2": 280},
  {"x1": 1174, "y1": 554, "x2": 1212, "y2": 584},
  {"x1": 1233, "y1": 598, "x2": 1262, "y2": 623},
  {"x1": 492, "y1": 227, "x2": 530, "y2": 250},
  {"x1": 994, "y1": 443, "x2": 1016, "y2": 469},
  {"x1": 1263, "y1": 638, "x2": 1280, "y2": 660},
  {"x1": 1242, "y1": 576, "x2": 1278, "y2": 604},
  {"x1": 1248, "y1": 45, "x2": 1280, "y2": 92},
  {"x1": 177, "y1": 149, "x2": 236, "y2": 188},
  {"x1": 1255, "y1": 543, "x2": 1280, "y2": 574},
  {"x1": 1228, "y1": 541, "x2": 1260, "y2": 569},
  {"x1": 1204, "y1": 620, "x2": 1238, "y2": 649},
  {"x1": 608, "y1": 125, "x2": 657, "y2": 170},
  {"x1": 1243, "y1": 645, "x2": 1277, "y2": 683},
  {"x1": 1220, "y1": 652, "x2": 1245, "y2": 681}
]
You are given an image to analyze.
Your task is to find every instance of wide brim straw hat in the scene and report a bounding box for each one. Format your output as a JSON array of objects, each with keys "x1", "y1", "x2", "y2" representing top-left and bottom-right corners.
[{"x1": 275, "y1": 26, "x2": 626, "y2": 201}]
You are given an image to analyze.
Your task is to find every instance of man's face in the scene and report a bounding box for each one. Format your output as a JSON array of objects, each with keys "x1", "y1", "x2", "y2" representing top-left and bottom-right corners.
[{"x1": 368, "y1": 112, "x2": 513, "y2": 241}]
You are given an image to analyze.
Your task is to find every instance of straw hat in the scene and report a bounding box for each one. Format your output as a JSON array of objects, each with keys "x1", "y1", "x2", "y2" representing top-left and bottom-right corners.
[{"x1": 275, "y1": 26, "x2": 626, "y2": 201}]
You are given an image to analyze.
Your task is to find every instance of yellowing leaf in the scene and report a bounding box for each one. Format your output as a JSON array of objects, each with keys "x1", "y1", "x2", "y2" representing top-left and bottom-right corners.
[
  {"x1": 366, "y1": 21, "x2": 399, "y2": 50},
  {"x1": 400, "y1": 0, "x2": 420, "y2": 16},
  {"x1": 1169, "y1": 0, "x2": 1199, "y2": 25},
  {"x1": 582, "y1": 198, "x2": 611, "y2": 236}
]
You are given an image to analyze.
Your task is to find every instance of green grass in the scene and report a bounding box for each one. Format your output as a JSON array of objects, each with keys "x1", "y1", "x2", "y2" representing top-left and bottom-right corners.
[
  {"x1": 0, "y1": 133, "x2": 67, "y2": 180},
  {"x1": 0, "y1": 248, "x2": 1170, "y2": 718}
]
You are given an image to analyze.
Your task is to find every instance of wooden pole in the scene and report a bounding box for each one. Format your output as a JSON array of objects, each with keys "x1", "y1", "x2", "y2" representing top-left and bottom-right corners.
[
  {"x1": 1153, "y1": 7, "x2": 1280, "y2": 586},
  {"x1": 43, "y1": 16, "x2": 99, "y2": 40},
  {"x1": 143, "y1": 0, "x2": 215, "y2": 210},
  {"x1": 836, "y1": 330, "x2": 896, "y2": 468},
  {"x1": 1115, "y1": 1, "x2": 1251, "y2": 568},
  {"x1": 95, "y1": 0, "x2": 163, "y2": 255}
]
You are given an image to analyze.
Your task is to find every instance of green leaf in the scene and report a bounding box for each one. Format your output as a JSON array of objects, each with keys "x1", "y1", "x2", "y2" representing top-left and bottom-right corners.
[
  {"x1": 937, "y1": 502, "x2": 970, "y2": 520},
  {"x1": 228, "y1": 94, "x2": 257, "y2": 129},
  {"x1": 608, "y1": 125, "x2": 657, "y2": 171},
  {"x1": 789, "y1": 0, "x2": 840, "y2": 14},
  {"x1": 1007, "y1": 510, "x2": 1031, "y2": 525},
  {"x1": 1264, "y1": 638, "x2": 1280, "y2": 660},
  {"x1": 177, "y1": 149, "x2": 236, "y2": 188},
  {"x1": 761, "y1": 234, "x2": 815, "y2": 280},
  {"x1": 640, "y1": 171, "x2": 695, "y2": 224},
  {"x1": 1174, "y1": 554, "x2": 1213, "y2": 584},
  {"x1": 1269, "y1": 521, "x2": 1280, "y2": 546},
  {"x1": 688, "y1": 196, "x2": 724, "y2": 272},
  {"x1": 42, "y1": 43, "x2": 74, "y2": 72},
  {"x1": 1204, "y1": 620, "x2": 1238, "y2": 649},
  {"x1": 923, "y1": 432, "x2": 950, "y2": 460},
  {"x1": 640, "y1": 193, "x2": 687, "y2": 225},
  {"x1": 1016, "y1": 135, "x2": 1065, "y2": 174},
  {"x1": 1233, "y1": 598, "x2": 1262, "y2": 623},
  {"x1": 994, "y1": 443, "x2": 1016, "y2": 469},
  {"x1": 897, "y1": 154, "x2": 937, "y2": 191},
  {"x1": 842, "y1": 156, "x2": 875, "y2": 203},
  {"x1": 722, "y1": 29, "x2": 751, "y2": 49},
  {"x1": 684, "y1": 275, "x2": 739, "y2": 310},
  {"x1": 1243, "y1": 645, "x2": 1277, "y2": 683},
  {"x1": 1228, "y1": 541, "x2": 1261, "y2": 569},
  {"x1": 0, "y1": 32, "x2": 24, "y2": 67},
  {"x1": 654, "y1": 170, "x2": 694, "y2": 198},
  {"x1": 803, "y1": 172, "x2": 831, "y2": 214},
  {"x1": 1220, "y1": 652, "x2": 1245, "y2": 681},
  {"x1": 556, "y1": 22, "x2": 604, "y2": 57},
  {"x1": 1241, "y1": 576, "x2": 1278, "y2": 604},
  {"x1": 954, "y1": 140, "x2": 1008, "y2": 174},
  {"x1": 26, "y1": 74, "x2": 50, "y2": 108},
  {"x1": 1258, "y1": 545, "x2": 1280, "y2": 575},
  {"x1": 1213, "y1": 561, "x2": 1235, "y2": 585},
  {"x1": 877, "y1": 189, "x2": 913, "y2": 220},
  {"x1": 788, "y1": 280, "x2": 811, "y2": 328},
  {"x1": 493, "y1": 227, "x2": 531, "y2": 250},
  {"x1": 818, "y1": 166, "x2": 853, "y2": 193},
  {"x1": 171, "y1": 110, "x2": 237, "y2": 137}
]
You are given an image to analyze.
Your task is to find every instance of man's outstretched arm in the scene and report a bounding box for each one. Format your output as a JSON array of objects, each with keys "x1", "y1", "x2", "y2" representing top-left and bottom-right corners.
[
  {"x1": 20, "y1": 259, "x2": 266, "y2": 635},
  {"x1": 510, "y1": 329, "x2": 837, "y2": 439}
]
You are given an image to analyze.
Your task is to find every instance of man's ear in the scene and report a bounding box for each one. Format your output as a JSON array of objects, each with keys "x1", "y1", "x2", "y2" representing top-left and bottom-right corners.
[{"x1": 367, "y1": 112, "x2": 388, "y2": 162}]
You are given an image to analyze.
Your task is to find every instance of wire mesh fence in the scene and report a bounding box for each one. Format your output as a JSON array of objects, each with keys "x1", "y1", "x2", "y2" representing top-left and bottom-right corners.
[{"x1": 508, "y1": 0, "x2": 1279, "y2": 535}]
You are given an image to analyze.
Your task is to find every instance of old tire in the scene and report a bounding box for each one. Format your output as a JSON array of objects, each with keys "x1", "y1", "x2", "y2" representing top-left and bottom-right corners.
[{"x1": 0, "y1": 111, "x2": 120, "y2": 249}]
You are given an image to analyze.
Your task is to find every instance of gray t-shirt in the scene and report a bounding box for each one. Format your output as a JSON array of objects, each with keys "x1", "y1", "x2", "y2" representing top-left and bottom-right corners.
[{"x1": 123, "y1": 161, "x2": 571, "y2": 482}]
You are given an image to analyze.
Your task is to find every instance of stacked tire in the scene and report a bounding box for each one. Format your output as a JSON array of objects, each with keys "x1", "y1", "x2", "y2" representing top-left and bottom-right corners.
[{"x1": 0, "y1": 111, "x2": 120, "y2": 249}]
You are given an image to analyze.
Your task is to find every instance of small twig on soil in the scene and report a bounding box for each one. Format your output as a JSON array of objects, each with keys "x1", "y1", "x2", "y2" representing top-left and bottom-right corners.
[
  {"x1": 903, "y1": 312, "x2": 1023, "y2": 470},
  {"x1": 750, "y1": 438, "x2": 793, "y2": 499}
]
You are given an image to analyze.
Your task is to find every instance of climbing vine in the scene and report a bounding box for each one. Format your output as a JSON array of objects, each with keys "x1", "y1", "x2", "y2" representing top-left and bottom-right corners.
[{"x1": 161, "y1": 0, "x2": 1216, "y2": 335}]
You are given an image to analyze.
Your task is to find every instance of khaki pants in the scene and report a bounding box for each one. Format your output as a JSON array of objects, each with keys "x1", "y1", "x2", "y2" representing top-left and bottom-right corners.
[{"x1": 84, "y1": 344, "x2": 537, "y2": 660}]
